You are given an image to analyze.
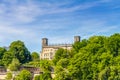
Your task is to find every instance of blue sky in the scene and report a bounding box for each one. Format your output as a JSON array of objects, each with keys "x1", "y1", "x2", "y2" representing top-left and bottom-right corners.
[{"x1": 0, "y1": 0, "x2": 120, "y2": 53}]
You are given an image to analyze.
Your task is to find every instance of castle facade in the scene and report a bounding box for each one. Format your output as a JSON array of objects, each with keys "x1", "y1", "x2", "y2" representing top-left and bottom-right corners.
[{"x1": 40, "y1": 36, "x2": 80, "y2": 60}]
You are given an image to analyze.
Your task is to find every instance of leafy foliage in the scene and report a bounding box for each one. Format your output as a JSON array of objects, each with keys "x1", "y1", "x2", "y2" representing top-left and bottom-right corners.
[
  {"x1": 40, "y1": 60, "x2": 52, "y2": 72},
  {"x1": 53, "y1": 33, "x2": 120, "y2": 80},
  {"x1": 0, "y1": 40, "x2": 32, "y2": 67},
  {"x1": 0, "y1": 47, "x2": 6, "y2": 66},
  {"x1": 40, "y1": 72, "x2": 52, "y2": 80},
  {"x1": 5, "y1": 72, "x2": 12, "y2": 80},
  {"x1": 8, "y1": 58, "x2": 20, "y2": 71},
  {"x1": 2, "y1": 51, "x2": 14, "y2": 67},
  {"x1": 34, "y1": 75, "x2": 40, "y2": 80},
  {"x1": 0, "y1": 33, "x2": 120, "y2": 80},
  {"x1": 0, "y1": 47, "x2": 6, "y2": 59},
  {"x1": 9, "y1": 40, "x2": 31, "y2": 63},
  {"x1": 23, "y1": 61, "x2": 40, "y2": 67},
  {"x1": 53, "y1": 48, "x2": 69, "y2": 65},
  {"x1": 31, "y1": 52, "x2": 39, "y2": 61},
  {"x1": 14, "y1": 69, "x2": 32, "y2": 80}
]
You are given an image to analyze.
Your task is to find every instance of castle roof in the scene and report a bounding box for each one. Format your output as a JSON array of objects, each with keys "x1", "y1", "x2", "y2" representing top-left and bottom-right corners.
[{"x1": 43, "y1": 44, "x2": 72, "y2": 48}]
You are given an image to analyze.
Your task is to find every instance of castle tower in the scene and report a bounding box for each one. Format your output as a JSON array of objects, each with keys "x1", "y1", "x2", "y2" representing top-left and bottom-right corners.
[
  {"x1": 42, "y1": 38, "x2": 48, "y2": 47},
  {"x1": 74, "y1": 36, "x2": 80, "y2": 43}
]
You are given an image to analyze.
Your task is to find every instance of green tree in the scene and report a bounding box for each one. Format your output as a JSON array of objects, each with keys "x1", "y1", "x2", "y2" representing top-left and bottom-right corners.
[
  {"x1": 2, "y1": 51, "x2": 14, "y2": 67},
  {"x1": 0, "y1": 47, "x2": 6, "y2": 66},
  {"x1": 52, "y1": 33, "x2": 120, "y2": 80},
  {"x1": 53, "y1": 48, "x2": 68, "y2": 65},
  {"x1": 9, "y1": 40, "x2": 32, "y2": 63},
  {"x1": 40, "y1": 72, "x2": 52, "y2": 80},
  {"x1": 2, "y1": 40, "x2": 32, "y2": 67},
  {"x1": 24, "y1": 61, "x2": 40, "y2": 67},
  {"x1": 54, "y1": 65, "x2": 70, "y2": 80},
  {"x1": 98, "y1": 67, "x2": 110, "y2": 80},
  {"x1": 0, "y1": 47, "x2": 6, "y2": 59},
  {"x1": 5, "y1": 72, "x2": 12, "y2": 80},
  {"x1": 105, "y1": 33, "x2": 120, "y2": 56},
  {"x1": 14, "y1": 69, "x2": 32, "y2": 80},
  {"x1": 31, "y1": 52, "x2": 39, "y2": 61},
  {"x1": 72, "y1": 39, "x2": 88, "y2": 53},
  {"x1": 40, "y1": 60, "x2": 52, "y2": 72},
  {"x1": 8, "y1": 58, "x2": 20, "y2": 71},
  {"x1": 34, "y1": 75, "x2": 40, "y2": 80},
  {"x1": 54, "y1": 58, "x2": 70, "y2": 80},
  {"x1": 57, "y1": 58, "x2": 69, "y2": 68},
  {"x1": 40, "y1": 60, "x2": 52, "y2": 80}
]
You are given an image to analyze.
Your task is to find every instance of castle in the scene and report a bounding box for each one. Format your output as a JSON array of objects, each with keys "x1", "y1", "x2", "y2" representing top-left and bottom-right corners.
[{"x1": 40, "y1": 36, "x2": 80, "y2": 60}]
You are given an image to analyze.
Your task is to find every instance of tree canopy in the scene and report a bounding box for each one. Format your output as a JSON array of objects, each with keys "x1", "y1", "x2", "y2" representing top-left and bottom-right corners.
[
  {"x1": 52, "y1": 33, "x2": 120, "y2": 80},
  {"x1": 0, "y1": 33, "x2": 120, "y2": 80},
  {"x1": 14, "y1": 69, "x2": 32, "y2": 80},
  {"x1": 0, "y1": 40, "x2": 32, "y2": 67},
  {"x1": 31, "y1": 52, "x2": 39, "y2": 61},
  {"x1": 9, "y1": 40, "x2": 31, "y2": 63},
  {"x1": 8, "y1": 58, "x2": 20, "y2": 71}
]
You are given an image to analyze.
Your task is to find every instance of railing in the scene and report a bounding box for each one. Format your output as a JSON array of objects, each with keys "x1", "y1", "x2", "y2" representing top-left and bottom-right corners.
[
  {"x1": 0, "y1": 72, "x2": 7, "y2": 75},
  {"x1": 48, "y1": 43, "x2": 72, "y2": 46}
]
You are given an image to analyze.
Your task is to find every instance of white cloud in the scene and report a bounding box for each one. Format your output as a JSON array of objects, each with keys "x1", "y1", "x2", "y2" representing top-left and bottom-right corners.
[
  {"x1": 0, "y1": 0, "x2": 110, "y2": 24},
  {"x1": 0, "y1": 24, "x2": 42, "y2": 52},
  {"x1": 36, "y1": 1, "x2": 99, "y2": 15},
  {"x1": 0, "y1": 0, "x2": 40, "y2": 23},
  {"x1": 0, "y1": 0, "x2": 118, "y2": 24},
  {"x1": 0, "y1": 0, "x2": 119, "y2": 52},
  {"x1": 0, "y1": 25, "x2": 37, "y2": 41}
]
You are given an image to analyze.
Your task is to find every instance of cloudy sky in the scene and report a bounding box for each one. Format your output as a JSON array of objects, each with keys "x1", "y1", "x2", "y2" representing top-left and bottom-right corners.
[{"x1": 0, "y1": 0, "x2": 120, "y2": 53}]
